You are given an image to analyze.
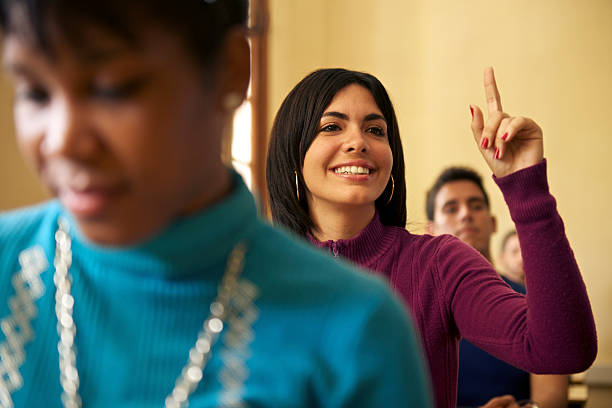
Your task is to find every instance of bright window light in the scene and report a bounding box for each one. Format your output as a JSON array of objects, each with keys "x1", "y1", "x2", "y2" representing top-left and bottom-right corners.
[{"x1": 231, "y1": 102, "x2": 252, "y2": 164}]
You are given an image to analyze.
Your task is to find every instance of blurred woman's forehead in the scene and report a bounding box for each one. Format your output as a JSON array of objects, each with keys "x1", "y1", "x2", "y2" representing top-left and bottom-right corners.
[
  {"x1": 0, "y1": 0, "x2": 248, "y2": 66},
  {"x1": 0, "y1": 2, "x2": 141, "y2": 62}
]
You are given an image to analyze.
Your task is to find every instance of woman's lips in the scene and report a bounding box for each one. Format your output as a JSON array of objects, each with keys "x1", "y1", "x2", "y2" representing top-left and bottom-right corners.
[
  {"x1": 330, "y1": 162, "x2": 376, "y2": 181},
  {"x1": 59, "y1": 186, "x2": 122, "y2": 218},
  {"x1": 330, "y1": 170, "x2": 372, "y2": 181}
]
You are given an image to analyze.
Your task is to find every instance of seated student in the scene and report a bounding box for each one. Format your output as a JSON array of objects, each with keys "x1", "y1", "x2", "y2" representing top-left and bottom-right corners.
[
  {"x1": 499, "y1": 230, "x2": 525, "y2": 285},
  {"x1": 0, "y1": 1, "x2": 433, "y2": 406},
  {"x1": 426, "y1": 168, "x2": 569, "y2": 408},
  {"x1": 265, "y1": 67, "x2": 597, "y2": 408}
]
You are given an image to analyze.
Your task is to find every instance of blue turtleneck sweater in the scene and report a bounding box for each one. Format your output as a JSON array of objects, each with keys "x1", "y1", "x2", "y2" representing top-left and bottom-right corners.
[{"x1": 0, "y1": 174, "x2": 432, "y2": 407}]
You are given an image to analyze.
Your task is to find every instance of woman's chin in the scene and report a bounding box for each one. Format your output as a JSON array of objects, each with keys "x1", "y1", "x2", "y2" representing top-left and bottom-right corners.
[{"x1": 331, "y1": 196, "x2": 379, "y2": 209}]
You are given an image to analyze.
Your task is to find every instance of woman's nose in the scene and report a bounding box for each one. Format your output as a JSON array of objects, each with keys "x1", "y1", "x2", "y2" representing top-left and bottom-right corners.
[
  {"x1": 41, "y1": 98, "x2": 100, "y2": 160},
  {"x1": 343, "y1": 127, "x2": 368, "y2": 153}
]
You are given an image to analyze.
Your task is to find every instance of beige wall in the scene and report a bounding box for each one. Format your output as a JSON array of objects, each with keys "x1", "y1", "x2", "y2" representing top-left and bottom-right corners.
[
  {"x1": 269, "y1": 0, "x2": 612, "y2": 368},
  {"x1": 0, "y1": 76, "x2": 48, "y2": 208}
]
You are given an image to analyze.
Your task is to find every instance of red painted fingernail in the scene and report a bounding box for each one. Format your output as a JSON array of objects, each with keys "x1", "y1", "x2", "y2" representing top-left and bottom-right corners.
[
  {"x1": 502, "y1": 132, "x2": 508, "y2": 140},
  {"x1": 481, "y1": 137, "x2": 489, "y2": 148},
  {"x1": 494, "y1": 147, "x2": 500, "y2": 159},
  {"x1": 469, "y1": 105, "x2": 474, "y2": 118}
]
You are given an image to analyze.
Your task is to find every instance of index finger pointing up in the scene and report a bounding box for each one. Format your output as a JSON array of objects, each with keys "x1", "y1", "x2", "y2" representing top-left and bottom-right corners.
[{"x1": 484, "y1": 66, "x2": 503, "y2": 114}]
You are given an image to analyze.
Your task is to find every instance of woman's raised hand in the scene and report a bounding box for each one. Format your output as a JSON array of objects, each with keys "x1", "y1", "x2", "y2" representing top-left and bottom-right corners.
[{"x1": 470, "y1": 67, "x2": 543, "y2": 178}]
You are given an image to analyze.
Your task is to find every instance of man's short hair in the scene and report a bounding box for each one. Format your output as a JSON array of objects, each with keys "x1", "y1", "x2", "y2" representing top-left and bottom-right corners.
[{"x1": 425, "y1": 167, "x2": 490, "y2": 221}]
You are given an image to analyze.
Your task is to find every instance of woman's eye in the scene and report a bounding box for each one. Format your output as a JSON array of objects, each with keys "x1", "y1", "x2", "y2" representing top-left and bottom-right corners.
[
  {"x1": 16, "y1": 85, "x2": 50, "y2": 104},
  {"x1": 367, "y1": 126, "x2": 386, "y2": 137},
  {"x1": 320, "y1": 123, "x2": 341, "y2": 132},
  {"x1": 91, "y1": 77, "x2": 146, "y2": 101}
]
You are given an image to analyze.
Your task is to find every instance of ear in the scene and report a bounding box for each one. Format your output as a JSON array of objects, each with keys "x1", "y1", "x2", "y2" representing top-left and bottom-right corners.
[
  {"x1": 491, "y1": 215, "x2": 497, "y2": 233},
  {"x1": 215, "y1": 28, "x2": 251, "y2": 111},
  {"x1": 426, "y1": 221, "x2": 435, "y2": 235}
]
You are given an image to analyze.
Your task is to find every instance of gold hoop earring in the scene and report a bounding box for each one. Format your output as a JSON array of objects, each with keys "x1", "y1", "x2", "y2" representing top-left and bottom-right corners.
[
  {"x1": 294, "y1": 171, "x2": 300, "y2": 201},
  {"x1": 386, "y1": 175, "x2": 395, "y2": 205}
]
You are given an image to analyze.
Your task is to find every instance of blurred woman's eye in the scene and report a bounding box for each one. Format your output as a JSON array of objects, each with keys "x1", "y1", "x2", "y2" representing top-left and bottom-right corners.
[
  {"x1": 90, "y1": 76, "x2": 148, "y2": 101},
  {"x1": 16, "y1": 84, "x2": 50, "y2": 105},
  {"x1": 320, "y1": 123, "x2": 341, "y2": 132},
  {"x1": 367, "y1": 126, "x2": 386, "y2": 137}
]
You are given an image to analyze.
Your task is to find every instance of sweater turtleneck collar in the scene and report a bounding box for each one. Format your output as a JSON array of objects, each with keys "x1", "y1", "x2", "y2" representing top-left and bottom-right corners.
[
  {"x1": 307, "y1": 211, "x2": 398, "y2": 268},
  {"x1": 62, "y1": 171, "x2": 258, "y2": 279}
]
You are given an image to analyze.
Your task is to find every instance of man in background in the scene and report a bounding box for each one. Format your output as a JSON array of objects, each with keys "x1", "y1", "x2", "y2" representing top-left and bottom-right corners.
[{"x1": 426, "y1": 166, "x2": 568, "y2": 408}]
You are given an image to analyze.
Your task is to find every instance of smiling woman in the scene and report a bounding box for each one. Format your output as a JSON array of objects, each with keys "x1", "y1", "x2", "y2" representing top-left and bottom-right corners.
[
  {"x1": 266, "y1": 67, "x2": 597, "y2": 408},
  {"x1": 267, "y1": 69, "x2": 406, "y2": 237},
  {"x1": 302, "y1": 84, "x2": 393, "y2": 240}
]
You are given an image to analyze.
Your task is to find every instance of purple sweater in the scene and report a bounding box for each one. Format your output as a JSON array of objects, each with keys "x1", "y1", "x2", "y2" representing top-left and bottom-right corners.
[{"x1": 308, "y1": 161, "x2": 597, "y2": 408}]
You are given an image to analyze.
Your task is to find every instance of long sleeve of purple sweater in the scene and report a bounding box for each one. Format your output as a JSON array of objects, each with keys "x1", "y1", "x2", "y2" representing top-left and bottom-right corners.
[
  {"x1": 308, "y1": 159, "x2": 597, "y2": 408},
  {"x1": 446, "y1": 160, "x2": 597, "y2": 373}
]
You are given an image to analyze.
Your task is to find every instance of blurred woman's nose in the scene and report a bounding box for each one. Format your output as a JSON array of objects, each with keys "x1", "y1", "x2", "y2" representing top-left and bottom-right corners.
[
  {"x1": 343, "y1": 126, "x2": 368, "y2": 153},
  {"x1": 41, "y1": 97, "x2": 99, "y2": 160}
]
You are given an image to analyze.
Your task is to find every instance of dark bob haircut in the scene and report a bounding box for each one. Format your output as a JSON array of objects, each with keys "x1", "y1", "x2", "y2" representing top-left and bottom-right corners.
[
  {"x1": 425, "y1": 166, "x2": 490, "y2": 221},
  {"x1": 0, "y1": 0, "x2": 248, "y2": 69},
  {"x1": 266, "y1": 68, "x2": 406, "y2": 237}
]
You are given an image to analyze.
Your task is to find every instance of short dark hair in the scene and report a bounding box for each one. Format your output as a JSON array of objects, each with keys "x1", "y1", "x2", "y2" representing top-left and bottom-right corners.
[
  {"x1": 500, "y1": 229, "x2": 518, "y2": 253},
  {"x1": 425, "y1": 166, "x2": 490, "y2": 221},
  {"x1": 266, "y1": 68, "x2": 406, "y2": 237},
  {"x1": 0, "y1": 0, "x2": 248, "y2": 69}
]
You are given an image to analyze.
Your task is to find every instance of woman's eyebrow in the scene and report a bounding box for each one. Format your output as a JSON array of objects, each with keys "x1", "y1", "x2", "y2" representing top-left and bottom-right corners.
[
  {"x1": 321, "y1": 112, "x2": 386, "y2": 122},
  {"x1": 2, "y1": 43, "x2": 130, "y2": 75},
  {"x1": 2, "y1": 59, "x2": 45, "y2": 84},
  {"x1": 2, "y1": 60, "x2": 28, "y2": 75},
  {"x1": 75, "y1": 45, "x2": 132, "y2": 64},
  {"x1": 321, "y1": 111, "x2": 348, "y2": 120},
  {"x1": 364, "y1": 113, "x2": 386, "y2": 122}
]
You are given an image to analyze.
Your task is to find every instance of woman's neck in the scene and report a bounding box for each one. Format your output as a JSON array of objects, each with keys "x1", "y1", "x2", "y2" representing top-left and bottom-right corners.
[
  {"x1": 181, "y1": 165, "x2": 233, "y2": 217},
  {"x1": 309, "y1": 201, "x2": 375, "y2": 242}
]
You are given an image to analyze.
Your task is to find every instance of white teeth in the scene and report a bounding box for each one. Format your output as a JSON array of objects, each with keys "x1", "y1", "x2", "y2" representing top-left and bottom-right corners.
[{"x1": 334, "y1": 166, "x2": 370, "y2": 175}]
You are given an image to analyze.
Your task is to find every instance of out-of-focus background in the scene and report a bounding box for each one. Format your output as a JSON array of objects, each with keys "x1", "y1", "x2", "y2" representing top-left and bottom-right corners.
[{"x1": 1, "y1": 0, "x2": 611, "y2": 405}]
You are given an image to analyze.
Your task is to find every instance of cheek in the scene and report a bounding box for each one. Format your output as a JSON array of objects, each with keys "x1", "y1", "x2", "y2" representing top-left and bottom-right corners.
[
  {"x1": 301, "y1": 153, "x2": 318, "y2": 191},
  {"x1": 98, "y1": 104, "x2": 186, "y2": 171},
  {"x1": 14, "y1": 105, "x2": 47, "y2": 168},
  {"x1": 372, "y1": 141, "x2": 393, "y2": 178},
  {"x1": 434, "y1": 216, "x2": 455, "y2": 234},
  {"x1": 303, "y1": 141, "x2": 334, "y2": 176},
  {"x1": 477, "y1": 214, "x2": 492, "y2": 229},
  {"x1": 381, "y1": 144, "x2": 393, "y2": 167},
  {"x1": 111, "y1": 100, "x2": 221, "y2": 201},
  {"x1": 444, "y1": 219, "x2": 457, "y2": 231}
]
